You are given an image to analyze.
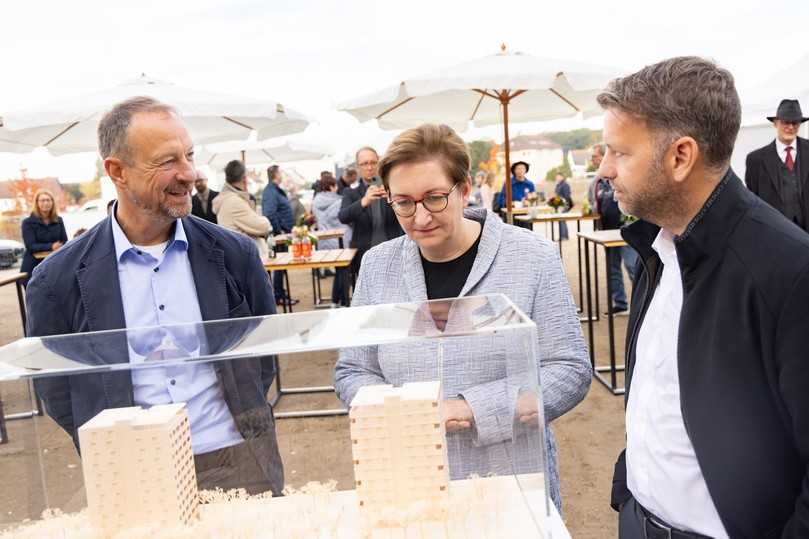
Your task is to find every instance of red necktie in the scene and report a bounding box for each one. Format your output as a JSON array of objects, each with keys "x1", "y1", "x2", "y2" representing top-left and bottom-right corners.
[{"x1": 786, "y1": 146, "x2": 795, "y2": 172}]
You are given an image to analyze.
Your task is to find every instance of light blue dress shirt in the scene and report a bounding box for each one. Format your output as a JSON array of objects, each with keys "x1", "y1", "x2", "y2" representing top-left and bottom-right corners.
[{"x1": 111, "y1": 212, "x2": 243, "y2": 454}]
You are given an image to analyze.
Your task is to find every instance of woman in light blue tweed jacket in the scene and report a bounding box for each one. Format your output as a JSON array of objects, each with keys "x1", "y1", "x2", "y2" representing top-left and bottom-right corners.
[{"x1": 334, "y1": 125, "x2": 591, "y2": 510}]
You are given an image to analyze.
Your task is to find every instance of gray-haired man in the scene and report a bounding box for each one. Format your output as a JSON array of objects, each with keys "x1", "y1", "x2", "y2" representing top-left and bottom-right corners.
[{"x1": 28, "y1": 96, "x2": 284, "y2": 496}]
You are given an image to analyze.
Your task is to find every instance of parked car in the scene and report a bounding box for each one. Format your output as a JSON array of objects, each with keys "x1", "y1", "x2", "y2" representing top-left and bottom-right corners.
[{"x1": 0, "y1": 239, "x2": 25, "y2": 268}]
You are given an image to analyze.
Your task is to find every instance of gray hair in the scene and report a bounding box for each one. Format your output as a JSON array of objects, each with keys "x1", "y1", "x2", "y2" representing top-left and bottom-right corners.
[
  {"x1": 597, "y1": 56, "x2": 741, "y2": 171},
  {"x1": 97, "y1": 96, "x2": 178, "y2": 163},
  {"x1": 355, "y1": 146, "x2": 378, "y2": 163}
]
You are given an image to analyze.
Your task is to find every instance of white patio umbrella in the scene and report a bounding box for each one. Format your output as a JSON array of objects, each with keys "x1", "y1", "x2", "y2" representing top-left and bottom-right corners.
[
  {"x1": 199, "y1": 138, "x2": 331, "y2": 170},
  {"x1": 338, "y1": 45, "x2": 620, "y2": 220},
  {"x1": 0, "y1": 74, "x2": 310, "y2": 156}
]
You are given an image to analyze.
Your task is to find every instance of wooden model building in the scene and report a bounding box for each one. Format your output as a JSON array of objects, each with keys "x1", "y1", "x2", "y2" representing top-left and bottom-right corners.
[
  {"x1": 349, "y1": 381, "x2": 450, "y2": 527},
  {"x1": 78, "y1": 403, "x2": 198, "y2": 536}
]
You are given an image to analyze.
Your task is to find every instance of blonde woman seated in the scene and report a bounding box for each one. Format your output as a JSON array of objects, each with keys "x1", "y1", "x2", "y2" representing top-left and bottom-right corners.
[{"x1": 334, "y1": 124, "x2": 591, "y2": 510}]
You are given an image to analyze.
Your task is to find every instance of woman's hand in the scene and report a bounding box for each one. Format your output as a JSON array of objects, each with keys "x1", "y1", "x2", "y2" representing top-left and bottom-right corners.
[
  {"x1": 443, "y1": 398, "x2": 475, "y2": 432},
  {"x1": 515, "y1": 391, "x2": 540, "y2": 426},
  {"x1": 51, "y1": 241, "x2": 64, "y2": 251}
]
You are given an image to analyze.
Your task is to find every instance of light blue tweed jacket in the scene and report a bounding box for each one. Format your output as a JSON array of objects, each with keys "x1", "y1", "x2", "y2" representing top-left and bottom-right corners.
[{"x1": 334, "y1": 208, "x2": 591, "y2": 509}]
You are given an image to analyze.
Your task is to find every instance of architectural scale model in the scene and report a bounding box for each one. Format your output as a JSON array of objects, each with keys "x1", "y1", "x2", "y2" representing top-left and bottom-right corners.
[
  {"x1": 77, "y1": 403, "x2": 198, "y2": 536},
  {"x1": 349, "y1": 381, "x2": 450, "y2": 528}
]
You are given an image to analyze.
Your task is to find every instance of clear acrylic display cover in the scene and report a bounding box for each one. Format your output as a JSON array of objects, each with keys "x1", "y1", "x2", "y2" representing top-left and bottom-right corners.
[{"x1": 0, "y1": 294, "x2": 560, "y2": 538}]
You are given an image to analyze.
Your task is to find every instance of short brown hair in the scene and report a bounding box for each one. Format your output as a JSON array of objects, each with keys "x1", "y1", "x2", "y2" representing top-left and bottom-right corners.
[
  {"x1": 31, "y1": 188, "x2": 59, "y2": 221},
  {"x1": 597, "y1": 56, "x2": 741, "y2": 170},
  {"x1": 97, "y1": 96, "x2": 177, "y2": 163},
  {"x1": 320, "y1": 176, "x2": 337, "y2": 191},
  {"x1": 378, "y1": 124, "x2": 470, "y2": 189}
]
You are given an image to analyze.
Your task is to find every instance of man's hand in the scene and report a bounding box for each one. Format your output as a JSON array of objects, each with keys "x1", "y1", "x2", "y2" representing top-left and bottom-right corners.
[
  {"x1": 443, "y1": 398, "x2": 474, "y2": 433},
  {"x1": 360, "y1": 185, "x2": 387, "y2": 207},
  {"x1": 515, "y1": 391, "x2": 540, "y2": 426}
]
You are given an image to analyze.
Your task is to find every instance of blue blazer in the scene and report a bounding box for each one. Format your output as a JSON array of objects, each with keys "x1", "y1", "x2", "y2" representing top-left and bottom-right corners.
[
  {"x1": 27, "y1": 215, "x2": 279, "y2": 450},
  {"x1": 261, "y1": 182, "x2": 294, "y2": 234}
]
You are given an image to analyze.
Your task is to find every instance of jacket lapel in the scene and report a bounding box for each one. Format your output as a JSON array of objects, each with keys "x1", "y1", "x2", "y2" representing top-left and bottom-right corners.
[
  {"x1": 763, "y1": 141, "x2": 784, "y2": 205},
  {"x1": 460, "y1": 208, "x2": 499, "y2": 297},
  {"x1": 401, "y1": 236, "x2": 429, "y2": 302},
  {"x1": 183, "y1": 218, "x2": 230, "y2": 322},
  {"x1": 75, "y1": 219, "x2": 127, "y2": 333},
  {"x1": 75, "y1": 218, "x2": 132, "y2": 407}
]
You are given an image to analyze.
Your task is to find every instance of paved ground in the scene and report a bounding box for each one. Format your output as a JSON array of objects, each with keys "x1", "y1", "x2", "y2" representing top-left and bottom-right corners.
[{"x1": 0, "y1": 220, "x2": 629, "y2": 538}]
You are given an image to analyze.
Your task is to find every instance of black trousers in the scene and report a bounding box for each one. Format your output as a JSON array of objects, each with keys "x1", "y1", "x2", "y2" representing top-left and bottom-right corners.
[{"x1": 619, "y1": 497, "x2": 713, "y2": 539}]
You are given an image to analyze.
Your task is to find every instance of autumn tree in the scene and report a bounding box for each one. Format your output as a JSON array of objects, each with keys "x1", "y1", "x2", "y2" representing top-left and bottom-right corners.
[{"x1": 467, "y1": 140, "x2": 494, "y2": 177}]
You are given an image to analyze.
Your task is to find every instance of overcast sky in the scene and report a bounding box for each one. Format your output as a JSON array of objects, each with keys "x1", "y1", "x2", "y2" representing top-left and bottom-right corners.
[{"x1": 1, "y1": 0, "x2": 807, "y2": 182}]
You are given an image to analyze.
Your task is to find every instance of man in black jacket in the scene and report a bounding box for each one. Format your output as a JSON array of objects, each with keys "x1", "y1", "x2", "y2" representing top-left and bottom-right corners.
[
  {"x1": 191, "y1": 170, "x2": 218, "y2": 223},
  {"x1": 338, "y1": 146, "x2": 403, "y2": 275},
  {"x1": 598, "y1": 57, "x2": 808, "y2": 538},
  {"x1": 744, "y1": 99, "x2": 809, "y2": 232}
]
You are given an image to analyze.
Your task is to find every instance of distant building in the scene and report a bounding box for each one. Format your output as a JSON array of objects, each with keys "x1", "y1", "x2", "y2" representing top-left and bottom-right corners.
[
  {"x1": 350, "y1": 381, "x2": 449, "y2": 528},
  {"x1": 78, "y1": 404, "x2": 198, "y2": 537},
  {"x1": 568, "y1": 149, "x2": 591, "y2": 178},
  {"x1": 496, "y1": 135, "x2": 564, "y2": 185}
]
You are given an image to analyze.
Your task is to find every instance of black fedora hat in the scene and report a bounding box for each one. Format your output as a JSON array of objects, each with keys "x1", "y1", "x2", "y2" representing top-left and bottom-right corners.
[
  {"x1": 511, "y1": 161, "x2": 530, "y2": 174},
  {"x1": 767, "y1": 99, "x2": 809, "y2": 123}
]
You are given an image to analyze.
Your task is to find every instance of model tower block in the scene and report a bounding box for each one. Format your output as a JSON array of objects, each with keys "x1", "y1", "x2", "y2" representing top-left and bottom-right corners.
[
  {"x1": 78, "y1": 403, "x2": 198, "y2": 536},
  {"x1": 349, "y1": 381, "x2": 449, "y2": 525}
]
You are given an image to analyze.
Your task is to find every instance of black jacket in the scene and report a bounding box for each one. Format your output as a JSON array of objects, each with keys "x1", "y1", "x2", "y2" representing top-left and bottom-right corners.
[
  {"x1": 191, "y1": 189, "x2": 219, "y2": 223},
  {"x1": 744, "y1": 137, "x2": 809, "y2": 231},
  {"x1": 613, "y1": 171, "x2": 809, "y2": 539},
  {"x1": 20, "y1": 214, "x2": 68, "y2": 277},
  {"x1": 338, "y1": 180, "x2": 403, "y2": 253}
]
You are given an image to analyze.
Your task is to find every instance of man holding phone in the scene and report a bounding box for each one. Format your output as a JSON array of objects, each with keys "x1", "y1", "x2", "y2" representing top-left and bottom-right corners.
[{"x1": 339, "y1": 146, "x2": 404, "y2": 275}]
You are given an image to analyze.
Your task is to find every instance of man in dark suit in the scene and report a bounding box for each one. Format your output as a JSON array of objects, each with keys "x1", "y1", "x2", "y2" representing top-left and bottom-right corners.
[
  {"x1": 745, "y1": 99, "x2": 809, "y2": 232},
  {"x1": 338, "y1": 146, "x2": 403, "y2": 275},
  {"x1": 27, "y1": 96, "x2": 283, "y2": 495},
  {"x1": 598, "y1": 57, "x2": 809, "y2": 538},
  {"x1": 191, "y1": 170, "x2": 218, "y2": 223}
]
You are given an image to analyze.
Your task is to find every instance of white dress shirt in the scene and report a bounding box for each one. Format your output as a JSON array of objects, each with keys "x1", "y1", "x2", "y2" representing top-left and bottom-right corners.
[
  {"x1": 776, "y1": 137, "x2": 798, "y2": 166},
  {"x1": 626, "y1": 229, "x2": 728, "y2": 538}
]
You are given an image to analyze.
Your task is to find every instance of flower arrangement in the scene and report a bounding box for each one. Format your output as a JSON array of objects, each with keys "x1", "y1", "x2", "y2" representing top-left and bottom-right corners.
[
  {"x1": 581, "y1": 200, "x2": 593, "y2": 216},
  {"x1": 524, "y1": 191, "x2": 540, "y2": 207},
  {"x1": 547, "y1": 196, "x2": 565, "y2": 210}
]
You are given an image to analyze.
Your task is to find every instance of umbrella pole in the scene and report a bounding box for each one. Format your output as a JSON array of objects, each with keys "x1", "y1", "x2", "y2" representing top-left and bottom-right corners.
[
  {"x1": 501, "y1": 93, "x2": 513, "y2": 224},
  {"x1": 241, "y1": 150, "x2": 246, "y2": 165}
]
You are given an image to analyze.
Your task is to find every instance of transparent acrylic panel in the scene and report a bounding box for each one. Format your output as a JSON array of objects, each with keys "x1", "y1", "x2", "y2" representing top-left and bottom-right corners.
[{"x1": 0, "y1": 294, "x2": 553, "y2": 538}]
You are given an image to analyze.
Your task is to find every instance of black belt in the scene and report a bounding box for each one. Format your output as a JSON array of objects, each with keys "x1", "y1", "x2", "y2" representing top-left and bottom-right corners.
[{"x1": 636, "y1": 501, "x2": 713, "y2": 539}]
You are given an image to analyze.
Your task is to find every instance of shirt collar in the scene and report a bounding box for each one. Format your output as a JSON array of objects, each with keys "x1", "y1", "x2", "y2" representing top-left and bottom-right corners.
[
  {"x1": 776, "y1": 137, "x2": 797, "y2": 156},
  {"x1": 651, "y1": 228, "x2": 678, "y2": 266},
  {"x1": 110, "y1": 203, "x2": 188, "y2": 262}
]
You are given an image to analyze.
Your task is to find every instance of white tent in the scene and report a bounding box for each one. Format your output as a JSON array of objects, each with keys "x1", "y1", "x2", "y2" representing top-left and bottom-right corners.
[
  {"x1": 338, "y1": 46, "x2": 619, "y2": 219},
  {"x1": 0, "y1": 74, "x2": 310, "y2": 155},
  {"x1": 198, "y1": 138, "x2": 331, "y2": 170},
  {"x1": 732, "y1": 54, "x2": 809, "y2": 178}
]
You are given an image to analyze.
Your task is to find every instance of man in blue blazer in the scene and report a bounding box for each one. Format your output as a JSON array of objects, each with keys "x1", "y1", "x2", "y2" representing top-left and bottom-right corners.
[{"x1": 27, "y1": 96, "x2": 283, "y2": 495}]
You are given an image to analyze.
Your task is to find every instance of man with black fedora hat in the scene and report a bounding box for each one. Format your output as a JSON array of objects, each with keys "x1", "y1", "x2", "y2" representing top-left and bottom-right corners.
[
  {"x1": 745, "y1": 99, "x2": 809, "y2": 232},
  {"x1": 495, "y1": 160, "x2": 537, "y2": 229}
]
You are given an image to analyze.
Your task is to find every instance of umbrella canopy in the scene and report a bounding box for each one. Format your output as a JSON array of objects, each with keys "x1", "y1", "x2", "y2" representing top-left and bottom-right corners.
[
  {"x1": 338, "y1": 45, "x2": 619, "y2": 219},
  {"x1": 0, "y1": 74, "x2": 310, "y2": 156},
  {"x1": 199, "y1": 138, "x2": 331, "y2": 170}
]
